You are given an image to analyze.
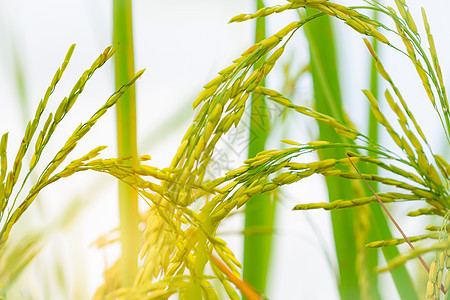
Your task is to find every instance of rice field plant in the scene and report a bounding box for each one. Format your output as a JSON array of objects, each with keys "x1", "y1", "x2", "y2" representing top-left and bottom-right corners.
[{"x1": 1, "y1": 0, "x2": 449, "y2": 299}]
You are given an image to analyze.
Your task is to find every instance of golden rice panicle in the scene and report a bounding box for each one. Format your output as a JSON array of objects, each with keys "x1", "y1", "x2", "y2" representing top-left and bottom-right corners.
[
  {"x1": 200, "y1": 279, "x2": 220, "y2": 300},
  {"x1": 445, "y1": 242, "x2": 450, "y2": 297},
  {"x1": 364, "y1": 38, "x2": 427, "y2": 146},
  {"x1": 394, "y1": 0, "x2": 418, "y2": 34},
  {"x1": 210, "y1": 259, "x2": 241, "y2": 300},
  {"x1": 30, "y1": 47, "x2": 119, "y2": 175},
  {"x1": 293, "y1": 195, "x2": 390, "y2": 211},
  {"x1": 436, "y1": 248, "x2": 447, "y2": 298},
  {"x1": 228, "y1": 2, "x2": 305, "y2": 23},
  {"x1": 138, "y1": 229, "x2": 171, "y2": 281},
  {"x1": 56, "y1": 146, "x2": 107, "y2": 178},
  {"x1": 137, "y1": 207, "x2": 177, "y2": 282},
  {"x1": 364, "y1": 35, "x2": 429, "y2": 147},
  {"x1": 366, "y1": 234, "x2": 438, "y2": 249},
  {"x1": 425, "y1": 244, "x2": 446, "y2": 298},
  {"x1": 382, "y1": 89, "x2": 434, "y2": 182},
  {"x1": 229, "y1": 1, "x2": 389, "y2": 44},
  {"x1": 3, "y1": 45, "x2": 78, "y2": 201},
  {"x1": 378, "y1": 241, "x2": 450, "y2": 273},
  {"x1": 0, "y1": 54, "x2": 143, "y2": 252},
  {"x1": 363, "y1": 89, "x2": 412, "y2": 157},
  {"x1": 259, "y1": 87, "x2": 360, "y2": 140},
  {"x1": 192, "y1": 21, "x2": 294, "y2": 110},
  {"x1": 0, "y1": 134, "x2": 7, "y2": 213},
  {"x1": 425, "y1": 260, "x2": 439, "y2": 299},
  {"x1": 363, "y1": 38, "x2": 390, "y2": 81},
  {"x1": 395, "y1": 20, "x2": 437, "y2": 109},
  {"x1": 135, "y1": 198, "x2": 215, "y2": 289},
  {"x1": 169, "y1": 25, "x2": 297, "y2": 206},
  {"x1": 437, "y1": 214, "x2": 450, "y2": 297},
  {"x1": 30, "y1": 114, "x2": 53, "y2": 169},
  {"x1": 314, "y1": 2, "x2": 389, "y2": 44},
  {"x1": 34, "y1": 44, "x2": 75, "y2": 125},
  {"x1": 426, "y1": 225, "x2": 450, "y2": 233},
  {"x1": 0, "y1": 45, "x2": 106, "y2": 245},
  {"x1": 434, "y1": 155, "x2": 450, "y2": 181},
  {"x1": 381, "y1": 4, "x2": 450, "y2": 141},
  {"x1": 363, "y1": 40, "x2": 447, "y2": 207},
  {"x1": 40, "y1": 68, "x2": 144, "y2": 184},
  {"x1": 54, "y1": 47, "x2": 114, "y2": 125},
  {"x1": 214, "y1": 243, "x2": 242, "y2": 279},
  {"x1": 388, "y1": 164, "x2": 425, "y2": 186}
]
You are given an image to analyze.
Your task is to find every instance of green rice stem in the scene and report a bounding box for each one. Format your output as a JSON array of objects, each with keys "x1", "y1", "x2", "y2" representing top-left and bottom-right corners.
[{"x1": 113, "y1": 0, "x2": 139, "y2": 289}]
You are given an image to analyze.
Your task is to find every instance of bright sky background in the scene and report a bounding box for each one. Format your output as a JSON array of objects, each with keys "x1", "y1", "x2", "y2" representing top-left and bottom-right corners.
[{"x1": 0, "y1": 0, "x2": 449, "y2": 299}]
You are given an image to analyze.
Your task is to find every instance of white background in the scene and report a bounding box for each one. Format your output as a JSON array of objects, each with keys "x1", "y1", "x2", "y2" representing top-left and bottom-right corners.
[{"x1": 0, "y1": 0, "x2": 448, "y2": 299}]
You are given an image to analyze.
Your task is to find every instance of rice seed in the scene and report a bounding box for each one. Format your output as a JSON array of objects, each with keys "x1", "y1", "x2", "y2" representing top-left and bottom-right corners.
[
  {"x1": 366, "y1": 234, "x2": 439, "y2": 248},
  {"x1": 0, "y1": 134, "x2": 8, "y2": 184},
  {"x1": 434, "y1": 155, "x2": 450, "y2": 180}
]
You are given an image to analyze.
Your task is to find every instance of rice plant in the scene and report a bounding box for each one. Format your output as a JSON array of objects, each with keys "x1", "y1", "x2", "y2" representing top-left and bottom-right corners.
[
  {"x1": 112, "y1": 0, "x2": 446, "y2": 298},
  {"x1": 113, "y1": 0, "x2": 140, "y2": 289},
  {"x1": 0, "y1": 45, "x2": 144, "y2": 297},
  {"x1": 1, "y1": 0, "x2": 449, "y2": 299}
]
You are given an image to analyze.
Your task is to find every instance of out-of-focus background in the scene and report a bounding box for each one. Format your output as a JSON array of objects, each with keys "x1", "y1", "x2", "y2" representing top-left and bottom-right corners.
[{"x1": 0, "y1": 0, "x2": 449, "y2": 299}]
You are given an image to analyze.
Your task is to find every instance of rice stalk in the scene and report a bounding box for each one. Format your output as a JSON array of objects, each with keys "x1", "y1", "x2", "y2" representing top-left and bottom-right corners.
[{"x1": 113, "y1": 0, "x2": 139, "y2": 289}]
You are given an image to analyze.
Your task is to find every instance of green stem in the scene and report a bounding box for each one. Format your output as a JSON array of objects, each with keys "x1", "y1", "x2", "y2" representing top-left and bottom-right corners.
[
  {"x1": 243, "y1": 0, "x2": 274, "y2": 296},
  {"x1": 304, "y1": 13, "x2": 361, "y2": 300},
  {"x1": 113, "y1": 0, "x2": 139, "y2": 288},
  {"x1": 304, "y1": 10, "x2": 418, "y2": 300}
]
